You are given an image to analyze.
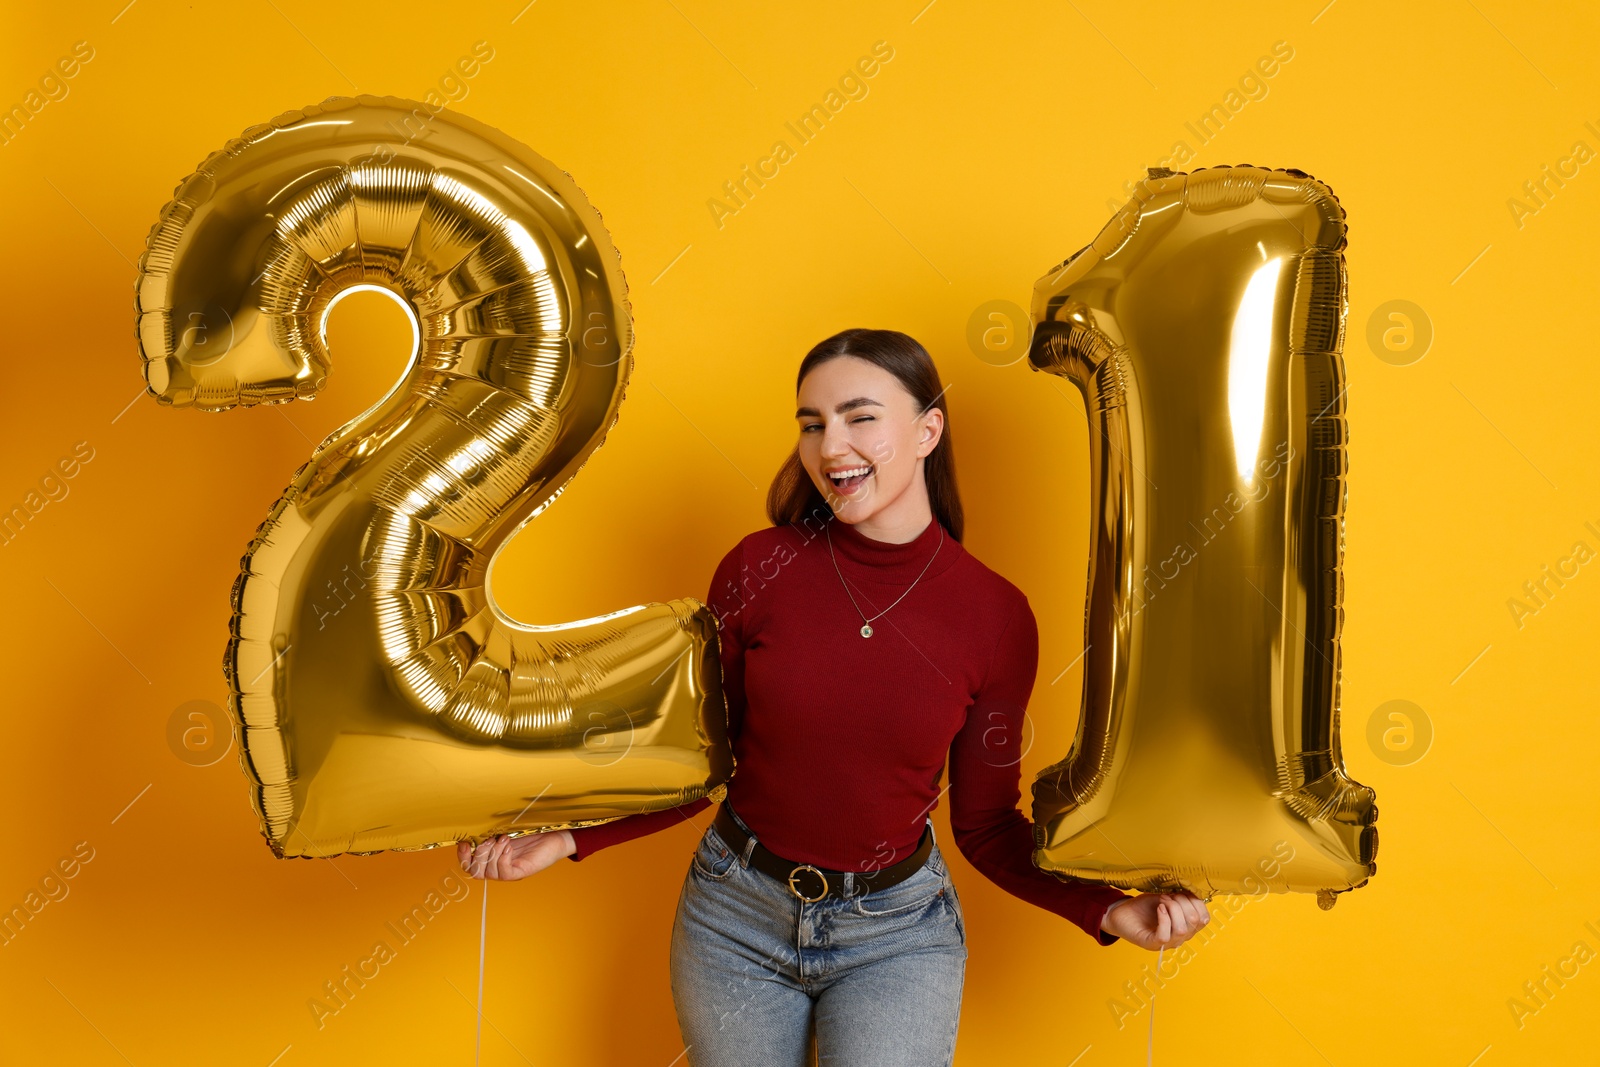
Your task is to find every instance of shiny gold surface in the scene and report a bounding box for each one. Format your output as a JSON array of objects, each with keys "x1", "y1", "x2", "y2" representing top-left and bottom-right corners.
[
  {"x1": 1027, "y1": 165, "x2": 1376, "y2": 905},
  {"x1": 135, "y1": 95, "x2": 732, "y2": 859}
]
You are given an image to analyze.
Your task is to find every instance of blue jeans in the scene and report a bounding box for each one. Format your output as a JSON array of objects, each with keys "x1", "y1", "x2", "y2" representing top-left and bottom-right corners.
[{"x1": 669, "y1": 804, "x2": 969, "y2": 1066}]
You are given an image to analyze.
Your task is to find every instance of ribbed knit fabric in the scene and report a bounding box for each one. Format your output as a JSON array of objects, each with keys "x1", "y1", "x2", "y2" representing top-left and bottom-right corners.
[{"x1": 567, "y1": 513, "x2": 1130, "y2": 946}]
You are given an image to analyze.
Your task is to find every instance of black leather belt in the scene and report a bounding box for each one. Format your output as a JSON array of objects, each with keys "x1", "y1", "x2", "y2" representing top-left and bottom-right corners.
[{"x1": 712, "y1": 802, "x2": 933, "y2": 903}]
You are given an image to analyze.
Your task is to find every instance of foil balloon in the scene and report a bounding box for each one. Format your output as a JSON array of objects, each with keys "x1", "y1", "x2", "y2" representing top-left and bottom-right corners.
[
  {"x1": 135, "y1": 95, "x2": 732, "y2": 859},
  {"x1": 1026, "y1": 165, "x2": 1376, "y2": 907}
]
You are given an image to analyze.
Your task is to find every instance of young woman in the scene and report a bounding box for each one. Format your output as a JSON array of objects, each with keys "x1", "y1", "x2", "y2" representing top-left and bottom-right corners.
[{"x1": 460, "y1": 328, "x2": 1209, "y2": 1064}]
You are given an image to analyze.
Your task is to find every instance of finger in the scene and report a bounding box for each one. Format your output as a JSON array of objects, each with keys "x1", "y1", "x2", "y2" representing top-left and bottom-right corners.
[
  {"x1": 481, "y1": 837, "x2": 505, "y2": 879},
  {"x1": 1165, "y1": 893, "x2": 1193, "y2": 938},
  {"x1": 474, "y1": 838, "x2": 500, "y2": 878},
  {"x1": 1171, "y1": 895, "x2": 1196, "y2": 934},
  {"x1": 1164, "y1": 897, "x2": 1184, "y2": 937},
  {"x1": 495, "y1": 838, "x2": 519, "y2": 879},
  {"x1": 491, "y1": 836, "x2": 516, "y2": 879},
  {"x1": 1168, "y1": 894, "x2": 1195, "y2": 934},
  {"x1": 1154, "y1": 899, "x2": 1171, "y2": 946}
]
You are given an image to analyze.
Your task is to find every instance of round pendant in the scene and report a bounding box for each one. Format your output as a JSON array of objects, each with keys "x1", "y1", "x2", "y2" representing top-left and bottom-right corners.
[{"x1": 860, "y1": 623, "x2": 873, "y2": 638}]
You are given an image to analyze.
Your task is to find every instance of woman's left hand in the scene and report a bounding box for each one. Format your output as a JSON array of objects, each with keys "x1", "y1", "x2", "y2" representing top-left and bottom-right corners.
[{"x1": 1101, "y1": 890, "x2": 1210, "y2": 950}]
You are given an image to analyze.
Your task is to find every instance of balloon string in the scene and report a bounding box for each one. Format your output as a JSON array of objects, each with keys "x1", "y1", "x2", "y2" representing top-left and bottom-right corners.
[
  {"x1": 475, "y1": 879, "x2": 488, "y2": 1066},
  {"x1": 1146, "y1": 944, "x2": 1161, "y2": 1066}
]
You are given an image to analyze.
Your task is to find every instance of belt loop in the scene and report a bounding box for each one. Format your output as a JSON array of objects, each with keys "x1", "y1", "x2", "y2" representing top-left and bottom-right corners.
[
  {"x1": 737, "y1": 821, "x2": 758, "y2": 868},
  {"x1": 843, "y1": 871, "x2": 856, "y2": 897},
  {"x1": 724, "y1": 800, "x2": 759, "y2": 868}
]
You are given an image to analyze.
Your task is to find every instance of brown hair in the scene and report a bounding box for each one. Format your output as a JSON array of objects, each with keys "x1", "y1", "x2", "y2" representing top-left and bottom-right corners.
[{"x1": 765, "y1": 327, "x2": 964, "y2": 542}]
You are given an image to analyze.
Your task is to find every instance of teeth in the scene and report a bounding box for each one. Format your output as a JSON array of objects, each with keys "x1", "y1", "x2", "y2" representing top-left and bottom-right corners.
[{"x1": 828, "y1": 465, "x2": 873, "y2": 482}]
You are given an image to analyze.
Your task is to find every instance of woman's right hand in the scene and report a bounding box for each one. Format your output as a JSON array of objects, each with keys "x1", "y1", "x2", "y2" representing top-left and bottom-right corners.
[
  {"x1": 458, "y1": 829, "x2": 577, "y2": 881},
  {"x1": 1101, "y1": 890, "x2": 1210, "y2": 950}
]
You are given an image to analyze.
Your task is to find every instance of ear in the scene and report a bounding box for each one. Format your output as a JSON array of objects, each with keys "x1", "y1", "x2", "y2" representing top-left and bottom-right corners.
[{"x1": 917, "y1": 406, "x2": 945, "y2": 458}]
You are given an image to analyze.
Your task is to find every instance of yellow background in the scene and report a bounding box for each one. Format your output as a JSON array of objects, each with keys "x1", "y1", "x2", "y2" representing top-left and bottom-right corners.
[{"x1": 2, "y1": 1, "x2": 1596, "y2": 1063}]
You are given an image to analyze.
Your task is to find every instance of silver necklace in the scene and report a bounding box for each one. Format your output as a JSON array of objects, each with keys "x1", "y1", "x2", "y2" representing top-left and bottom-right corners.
[{"x1": 826, "y1": 520, "x2": 945, "y2": 638}]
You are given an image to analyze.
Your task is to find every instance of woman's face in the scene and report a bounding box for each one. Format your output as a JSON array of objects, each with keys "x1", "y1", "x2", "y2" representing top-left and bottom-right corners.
[{"x1": 794, "y1": 355, "x2": 943, "y2": 523}]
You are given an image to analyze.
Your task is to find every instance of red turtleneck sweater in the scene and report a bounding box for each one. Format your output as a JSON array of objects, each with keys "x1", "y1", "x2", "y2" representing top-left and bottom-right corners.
[{"x1": 567, "y1": 514, "x2": 1130, "y2": 946}]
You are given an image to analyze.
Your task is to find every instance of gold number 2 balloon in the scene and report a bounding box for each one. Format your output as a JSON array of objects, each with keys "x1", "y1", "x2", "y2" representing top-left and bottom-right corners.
[
  {"x1": 1026, "y1": 165, "x2": 1376, "y2": 907},
  {"x1": 135, "y1": 96, "x2": 732, "y2": 859}
]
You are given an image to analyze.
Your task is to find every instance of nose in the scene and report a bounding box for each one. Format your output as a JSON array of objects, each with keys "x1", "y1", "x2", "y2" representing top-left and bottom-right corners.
[{"x1": 818, "y1": 419, "x2": 854, "y2": 460}]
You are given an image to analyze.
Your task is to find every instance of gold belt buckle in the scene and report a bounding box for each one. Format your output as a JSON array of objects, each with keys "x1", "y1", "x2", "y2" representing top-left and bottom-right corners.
[{"x1": 787, "y1": 864, "x2": 829, "y2": 902}]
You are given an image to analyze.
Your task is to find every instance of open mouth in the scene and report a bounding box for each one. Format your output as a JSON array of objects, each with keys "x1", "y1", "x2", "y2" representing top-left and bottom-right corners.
[{"x1": 827, "y1": 464, "x2": 874, "y2": 494}]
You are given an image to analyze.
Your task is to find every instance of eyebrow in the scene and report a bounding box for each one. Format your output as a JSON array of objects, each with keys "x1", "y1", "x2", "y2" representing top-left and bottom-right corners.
[{"x1": 795, "y1": 396, "x2": 884, "y2": 418}]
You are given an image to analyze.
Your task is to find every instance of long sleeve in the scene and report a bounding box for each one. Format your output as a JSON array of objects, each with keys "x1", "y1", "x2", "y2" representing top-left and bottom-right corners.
[
  {"x1": 946, "y1": 594, "x2": 1131, "y2": 946},
  {"x1": 568, "y1": 539, "x2": 748, "y2": 862},
  {"x1": 567, "y1": 796, "x2": 711, "y2": 861}
]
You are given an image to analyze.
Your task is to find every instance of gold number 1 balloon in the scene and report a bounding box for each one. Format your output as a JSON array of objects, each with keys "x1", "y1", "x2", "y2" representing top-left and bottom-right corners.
[
  {"x1": 1027, "y1": 165, "x2": 1376, "y2": 907},
  {"x1": 135, "y1": 95, "x2": 732, "y2": 859}
]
